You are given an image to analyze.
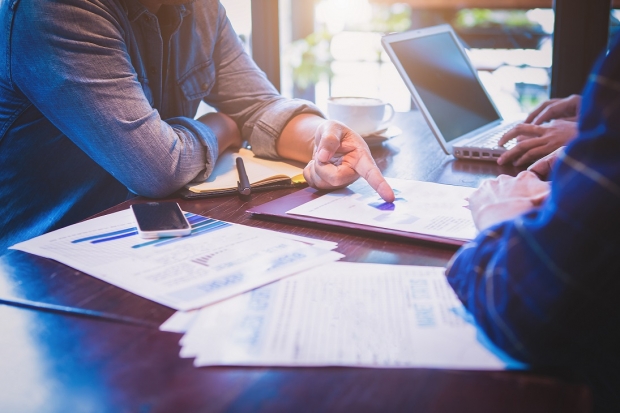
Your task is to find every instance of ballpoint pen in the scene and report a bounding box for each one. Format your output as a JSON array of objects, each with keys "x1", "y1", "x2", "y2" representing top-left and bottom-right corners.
[{"x1": 236, "y1": 157, "x2": 252, "y2": 201}]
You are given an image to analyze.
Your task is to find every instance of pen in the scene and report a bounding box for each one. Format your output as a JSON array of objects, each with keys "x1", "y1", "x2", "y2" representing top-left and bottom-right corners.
[
  {"x1": 0, "y1": 296, "x2": 159, "y2": 328},
  {"x1": 236, "y1": 157, "x2": 252, "y2": 200}
]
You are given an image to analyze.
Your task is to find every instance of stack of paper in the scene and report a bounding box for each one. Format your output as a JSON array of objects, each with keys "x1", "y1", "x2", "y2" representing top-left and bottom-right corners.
[
  {"x1": 13, "y1": 207, "x2": 523, "y2": 371},
  {"x1": 164, "y1": 262, "x2": 524, "y2": 370},
  {"x1": 11, "y1": 210, "x2": 342, "y2": 311}
]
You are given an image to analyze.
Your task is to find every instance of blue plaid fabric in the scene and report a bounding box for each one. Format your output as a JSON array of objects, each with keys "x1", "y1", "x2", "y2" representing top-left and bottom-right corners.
[{"x1": 446, "y1": 36, "x2": 620, "y2": 411}]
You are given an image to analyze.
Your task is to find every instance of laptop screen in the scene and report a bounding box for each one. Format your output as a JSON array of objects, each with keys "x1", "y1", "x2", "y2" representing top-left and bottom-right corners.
[{"x1": 389, "y1": 32, "x2": 500, "y2": 142}]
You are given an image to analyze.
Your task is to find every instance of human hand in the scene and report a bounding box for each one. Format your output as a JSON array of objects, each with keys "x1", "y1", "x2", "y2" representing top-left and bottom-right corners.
[
  {"x1": 496, "y1": 119, "x2": 577, "y2": 166},
  {"x1": 468, "y1": 171, "x2": 551, "y2": 231},
  {"x1": 527, "y1": 146, "x2": 565, "y2": 180},
  {"x1": 525, "y1": 94, "x2": 581, "y2": 125},
  {"x1": 303, "y1": 120, "x2": 395, "y2": 202}
]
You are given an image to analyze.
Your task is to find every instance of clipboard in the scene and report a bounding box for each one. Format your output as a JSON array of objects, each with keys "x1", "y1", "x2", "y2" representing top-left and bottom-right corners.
[{"x1": 247, "y1": 187, "x2": 467, "y2": 247}]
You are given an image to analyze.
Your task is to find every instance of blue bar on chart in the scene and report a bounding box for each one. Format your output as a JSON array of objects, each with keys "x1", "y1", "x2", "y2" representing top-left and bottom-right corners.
[{"x1": 70, "y1": 213, "x2": 231, "y2": 248}]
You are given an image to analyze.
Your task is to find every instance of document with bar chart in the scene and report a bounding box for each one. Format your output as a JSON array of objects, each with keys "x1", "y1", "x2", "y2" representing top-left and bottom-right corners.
[
  {"x1": 11, "y1": 209, "x2": 342, "y2": 311},
  {"x1": 287, "y1": 178, "x2": 477, "y2": 242}
]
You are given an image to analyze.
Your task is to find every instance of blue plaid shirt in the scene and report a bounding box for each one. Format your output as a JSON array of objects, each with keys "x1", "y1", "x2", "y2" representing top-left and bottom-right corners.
[{"x1": 446, "y1": 36, "x2": 620, "y2": 411}]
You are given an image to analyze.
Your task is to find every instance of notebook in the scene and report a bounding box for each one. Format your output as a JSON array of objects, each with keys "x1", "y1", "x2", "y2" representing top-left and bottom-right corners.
[
  {"x1": 381, "y1": 24, "x2": 523, "y2": 162},
  {"x1": 180, "y1": 148, "x2": 306, "y2": 199}
]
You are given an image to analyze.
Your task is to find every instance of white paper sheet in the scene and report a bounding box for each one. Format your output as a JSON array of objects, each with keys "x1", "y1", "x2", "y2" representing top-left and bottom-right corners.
[
  {"x1": 287, "y1": 178, "x2": 477, "y2": 242},
  {"x1": 11, "y1": 210, "x2": 343, "y2": 311},
  {"x1": 160, "y1": 309, "x2": 200, "y2": 333},
  {"x1": 178, "y1": 262, "x2": 524, "y2": 370}
]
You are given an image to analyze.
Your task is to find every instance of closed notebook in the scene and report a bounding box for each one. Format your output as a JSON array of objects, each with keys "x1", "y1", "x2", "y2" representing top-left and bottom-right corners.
[{"x1": 184, "y1": 148, "x2": 306, "y2": 197}]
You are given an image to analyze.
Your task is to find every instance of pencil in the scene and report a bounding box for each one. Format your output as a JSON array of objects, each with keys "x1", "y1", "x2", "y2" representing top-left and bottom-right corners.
[{"x1": 0, "y1": 296, "x2": 160, "y2": 328}]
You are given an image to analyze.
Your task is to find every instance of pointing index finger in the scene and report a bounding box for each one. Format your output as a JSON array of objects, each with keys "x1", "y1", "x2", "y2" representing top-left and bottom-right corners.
[{"x1": 354, "y1": 152, "x2": 395, "y2": 202}]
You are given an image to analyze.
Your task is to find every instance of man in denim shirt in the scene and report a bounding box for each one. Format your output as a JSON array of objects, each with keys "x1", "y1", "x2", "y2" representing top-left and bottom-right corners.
[{"x1": 0, "y1": 0, "x2": 394, "y2": 254}]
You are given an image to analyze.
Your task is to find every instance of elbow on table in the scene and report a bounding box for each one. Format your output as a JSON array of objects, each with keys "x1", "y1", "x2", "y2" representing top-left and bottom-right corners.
[
  {"x1": 124, "y1": 174, "x2": 190, "y2": 199},
  {"x1": 473, "y1": 309, "x2": 573, "y2": 368},
  {"x1": 132, "y1": 185, "x2": 179, "y2": 199},
  {"x1": 118, "y1": 151, "x2": 207, "y2": 198}
]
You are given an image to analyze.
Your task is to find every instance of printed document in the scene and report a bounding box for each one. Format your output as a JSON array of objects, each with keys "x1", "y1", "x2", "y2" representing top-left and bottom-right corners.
[
  {"x1": 177, "y1": 262, "x2": 523, "y2": 370},
  {"x1": 287, "y1": 178, "x2": 477, "y2": 241},
  {"x1": 160, "y1": 309, "x2": 200, "y2": 333},
  {"x1": 11, "y1": 210, "x2": 342, "y2": 311}
]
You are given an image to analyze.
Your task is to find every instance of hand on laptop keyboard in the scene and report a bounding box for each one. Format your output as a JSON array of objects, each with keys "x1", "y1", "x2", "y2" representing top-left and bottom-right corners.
[
  {"x1": 496, "y1": 119, "x2": 578, "y2": 166},
  {"x1": 468, "y1": 123, "x2": 519, "y2": 150},
  {"x1": 476, "y1": 133, "x2": 517, "y2": 150}
]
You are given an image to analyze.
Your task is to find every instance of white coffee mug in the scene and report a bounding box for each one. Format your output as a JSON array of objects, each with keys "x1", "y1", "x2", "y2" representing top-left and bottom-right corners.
[{"x1": 326, "y1": 97, "x2": 395, "y2": 135}]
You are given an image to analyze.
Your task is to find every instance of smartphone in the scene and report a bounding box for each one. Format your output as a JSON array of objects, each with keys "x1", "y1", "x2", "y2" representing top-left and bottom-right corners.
[{"x1": 130, "y1": 202, "x2": 191, "y2": 239}]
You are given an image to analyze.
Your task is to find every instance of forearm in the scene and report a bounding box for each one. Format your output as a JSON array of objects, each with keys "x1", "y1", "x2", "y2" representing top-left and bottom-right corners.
[
  {"x1": 204, "y1": 6, "x2": 323, "y2": 160},
  {"x1": 276, "y1": 114, "x2": 324, "y2": 163}
]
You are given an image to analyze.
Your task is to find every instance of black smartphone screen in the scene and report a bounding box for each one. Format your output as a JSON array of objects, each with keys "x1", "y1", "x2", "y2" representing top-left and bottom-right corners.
[{"x1": 131, "y1": 202, "x2": 190, "y2": 231}]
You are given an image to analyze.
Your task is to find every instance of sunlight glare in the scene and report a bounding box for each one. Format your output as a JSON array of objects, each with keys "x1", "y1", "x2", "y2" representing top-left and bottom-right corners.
[{"x1": 316, "y1": 0, "x2": 372, "y2": 33}]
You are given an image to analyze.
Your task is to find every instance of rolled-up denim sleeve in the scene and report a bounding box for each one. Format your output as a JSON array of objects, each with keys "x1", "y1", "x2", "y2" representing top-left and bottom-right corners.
[
  {"x1": 11, "y1": 0, "x2": 216, "y2": 198},
  {"x1": 205, "y1": 4, "x2": 324, "y2": 159},
  {"x1": 169, "y1": 117, "x2": 219, "y2": 184}
]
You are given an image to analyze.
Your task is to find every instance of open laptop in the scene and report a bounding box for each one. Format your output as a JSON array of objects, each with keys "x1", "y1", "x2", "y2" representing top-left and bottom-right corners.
[{"x1": 381, "y1": 24, "x2": 522, "y2": 161}]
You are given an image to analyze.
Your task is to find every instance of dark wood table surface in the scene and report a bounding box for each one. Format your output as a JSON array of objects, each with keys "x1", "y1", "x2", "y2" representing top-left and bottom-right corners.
[{"x1": 0, "y1": 111, "x2": 592, "y2": 413}]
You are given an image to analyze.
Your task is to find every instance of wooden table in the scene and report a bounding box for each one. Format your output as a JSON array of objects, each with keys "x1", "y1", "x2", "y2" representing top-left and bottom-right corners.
[{"x1": 0, "y1": 111, "x2": 592, "y2": 413}]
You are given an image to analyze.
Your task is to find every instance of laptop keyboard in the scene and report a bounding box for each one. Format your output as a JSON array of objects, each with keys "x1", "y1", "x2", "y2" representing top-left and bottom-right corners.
[{"x1": 468, "y1": 121, "x2": 520, "y2": 150}]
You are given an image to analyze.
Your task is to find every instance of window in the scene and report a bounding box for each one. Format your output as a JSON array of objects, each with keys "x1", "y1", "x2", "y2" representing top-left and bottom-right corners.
[{"x1": 279, "y1": 0, "x2": 554, "y2": 118}]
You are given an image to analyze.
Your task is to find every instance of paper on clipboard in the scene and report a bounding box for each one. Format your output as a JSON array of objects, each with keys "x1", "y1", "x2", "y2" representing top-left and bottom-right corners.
[
  {"x1": 248, "y1": 178, "x2": 477, "y2": 245},
  {"x1": 286, "y1": 178, "x2": 477, "y2": 242}
]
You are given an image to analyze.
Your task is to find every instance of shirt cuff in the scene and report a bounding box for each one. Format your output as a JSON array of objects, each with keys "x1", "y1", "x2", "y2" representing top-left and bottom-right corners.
[
  {"x1": 167, "y1": 117, "x2": 219, "y2": 183},
  {"x1": 247, "y1": 98, "x2": 324, "y2": 159}
]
